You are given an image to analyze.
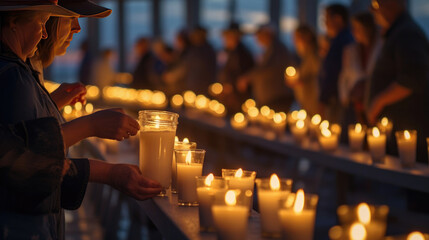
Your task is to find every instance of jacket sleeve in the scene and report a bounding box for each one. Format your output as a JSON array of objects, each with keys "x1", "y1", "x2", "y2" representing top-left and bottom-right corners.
[{"x1": 61, "y1": 157, "x2": 90, "y2": 210}]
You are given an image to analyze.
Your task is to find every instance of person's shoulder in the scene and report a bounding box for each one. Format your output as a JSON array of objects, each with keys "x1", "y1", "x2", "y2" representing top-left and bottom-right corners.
[
  {"x1": 0, "y1": 57, "x2": 21, "y2": 75},
  {"x1": 392, "y1": 16, "x2": 428, "y2": 42}
]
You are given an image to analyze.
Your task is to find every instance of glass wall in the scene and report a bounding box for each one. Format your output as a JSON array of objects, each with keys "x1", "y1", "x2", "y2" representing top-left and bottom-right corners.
[
  {"x1": 161, "y1": 0, "x2": 186, "y2": 45},
  {"x1": 200, "y1": 0, "x2": 230, "y2": 50},
  {"x1": 411, "y1": 0, "x2": 429, "y2": 38},
  {"x1": 280, "y1": 0, "x2": 299, "y2": 49}
]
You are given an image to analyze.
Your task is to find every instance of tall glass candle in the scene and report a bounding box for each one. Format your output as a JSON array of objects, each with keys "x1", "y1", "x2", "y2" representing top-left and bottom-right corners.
[
  {"x1": 172, "y1": 138, "x2": 196, "y2": 193},
  {"x1": 367, "y1": 127, "x2": 386, "y2": 164},
  {"x1": 395, "y1": 130, "x2": 417, "y2": 168},
  {"x1": 222, "y1": 168, "x2": 256, "y2": 213},
  {"x1": 139, "y1": 110, "x2": 178, "y2": 196},
  {"x1": 176, "y1": 149, "x2": 205, "y2": 206},
  {"x1": 318, "y1": 128, "x2": 339, "y2": 152}
]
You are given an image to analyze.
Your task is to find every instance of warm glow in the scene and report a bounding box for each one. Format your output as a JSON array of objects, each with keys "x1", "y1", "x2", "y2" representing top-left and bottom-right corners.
[
  {"x1": 210, "y1": 83, "x2": 223, "y2": 95},
  {"x1": 205, "y1": 173, "x2": 214, "y2": 187},
  {"x1": 154, "y1": 115, "x2": 161, "y2": 129},
  {"x1": 291, "y1": 111, "x2": 298, "y2": 120},
  {"x1": 195, "y1": 95, "x2": 208, "y2": 109},
  {"x1": 248, "y1": 107, "x2": 259, "y2": 118},
  {"x1": 349, "y1": 223, "x2": 367, "y2": 240},
  {"x1": 64, "y1": 105, "x2": 72, "y2": 114},
  {"x1": 407, "y1": 232, "x2": 425, "y2": 240},
  {"x1": 372, "y1": 127, "x2": 380, "y2": 138},
  {"x1": 311, "y1": 114, "x2": 321, "y2": 125},
  {"x1": 279, "y1": 112, "x2": 287, "y2": 121},
  {"x1": 215, "y1": 104, "x2": 226, "y2": 115},
  {"x1": 259, "y1": 106, "x2": 270, "y2": 117},
  {"x1": 74, "y1": 102, "x2": 82, "y2": 111},
  {"x1": 270, "y1": 174, "x2": 280, "y2": 191},
  {"x1": 234, "y1": 113, "x2": 245, "y2": 123},
  {"x1": 185, "y1": 151, "x2": 192, "y2": 165},
  {"x1": 225, "y1": 190, "x2": 237, "y2": 206},
  {"x1": 296, "y1": 119, "x2": 305, "y2": 129},
  {"x1": 321, "y1": 128, "x2": 332, "y2": 138},
  {"x1": 357, "y1": 203, "x2": 371, "y2": 225},
  {"x1": 171, "y1": 94, "x2": 184, "y2": 106},
  {"x1": 235, "y1": 168, "x2": 243, "y2": 178},
  {"x1": 175, "y1": 136, "x2": 179, "y2": 142},
  {"x1": 297, "y1": 110, "x2": 307, "y2": 120},
  {"x1": 293, "y1": 189, "x2": 305, "y2": 213},
  {"x1": 152, "y1": 91, "x2": 166, "y2": 105},
  {"x1": 85, "y1": 103, "x2": 94, "y2": 113},
  {"x1": 381, "y1": 117, "x2": 389, "y2": 127},
  {"x1": 320, "y1": 120, "x2": 330, "y2": 130},
  {"x1": 87, "y1": 85, "x2": 100, "y2": 98},
  {"x1": 404, "y1": 130, "x2": 411, "y2": 140},
  {"x1": 273, "y1": 113, "x2": 283, "y2": 124},
  {"x1": 355, "y1": 123, "x2": 362, "y2": 133},
  {"x1": 209, "y1": 100, "x2": 220, "y2": 111},
  {"x1": 183, "y1": 138, "x2": 189, "y2": 143},
  {"x1": 242, "y1": 99, "x2": 256, "y2": 112},
  {"x1": 183, "y1": 91, "x2": 196, "y2": 104},
  {"x1": 285, "y1": 66, "x2": 297, "y2": 77}
]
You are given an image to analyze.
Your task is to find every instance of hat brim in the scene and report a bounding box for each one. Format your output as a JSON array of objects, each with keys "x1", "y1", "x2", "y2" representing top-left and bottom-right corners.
[
  {"x1": 0, "y1": 5, "x2": 79, "y2": 17},
  {"x1": 60, "y1": 0, "x2": 112, "y2": 18}
]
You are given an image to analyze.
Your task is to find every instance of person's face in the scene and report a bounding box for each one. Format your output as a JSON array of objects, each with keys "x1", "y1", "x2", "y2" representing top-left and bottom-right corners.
[
  {"x1": 351, "y1": 20, "x2": 368, "y2": 45},
  {"x1": 255, "y1": 31, "x2": 271, "y2": 48},
  {"x1": 14, "y1": 13, "x2": 50, "y2": 60},
  {"x1": 222, "y1": 32, "x2": 239, "y2": 50},
  {"x1": 55, "y1": 17, "x2": 81, "y2": 56}
]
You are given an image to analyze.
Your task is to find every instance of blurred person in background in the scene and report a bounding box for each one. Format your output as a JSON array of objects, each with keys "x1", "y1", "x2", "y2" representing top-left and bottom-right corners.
[
  {"x1": 131, "y1": 37, "x2": 159, "y2": 90},
  {"x1": 318, "y1": 4, "x2": 354, "y2": 122},
  {"x1": 78, "y1": 39, "x2": 92, "y2": 85},
  {"x1": 237, "y1": 24, "x2": 294, "y2": 112},
  {"x1": 217, "y1": 22, "x2": 254, "y2": 113},
  {"x1": 285, "y1": 24, "x2": 320, "y2": 116}
]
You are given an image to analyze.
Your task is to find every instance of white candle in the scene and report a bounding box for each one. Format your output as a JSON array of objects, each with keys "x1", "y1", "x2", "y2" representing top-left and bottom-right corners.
[
  {"x1": 291, "y1": 119, "x2": 308, "y2": 145},
  {"x1": 395, "y1": 130, "x2": 417, "y2": 168},
  {"x1": 172, "y1": 137, "x2": 196, "y2": 193},
  {"x1": 176, "y1": 151, "x2": 203, "y2": 206},
  {"x1": 319, "y1": 128, "x2": 339, "y2": 152},
  {"x1": 222, "y1": 168, "x2": 256, "y2": 213},
  {"x1": 256, "y1": 174, "x2": 292, "y2": 238},
  {"x1": 278, "y1": 189, "x2": 318, "y2": 240},
  {"x1": 212, "y1": 190, "x2": 249, "y2": 240},
  {"x1": 309, "y1": 114, "x2": 322, "y2": 140},
  {"x1": 356, "y1": 203, "x2": 386, "y2": 240},
  {"x1": 348, "y1": 123, "x2": 366, "y2": 152},
  {"x1": 367, "y1": 127, "x2": 386, "y2": 164}
]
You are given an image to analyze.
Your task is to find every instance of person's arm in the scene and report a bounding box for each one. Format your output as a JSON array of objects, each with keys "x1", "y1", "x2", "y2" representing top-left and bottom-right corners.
[{"x1": 367, "y1": 82, "x2": 412, "y2": 124}]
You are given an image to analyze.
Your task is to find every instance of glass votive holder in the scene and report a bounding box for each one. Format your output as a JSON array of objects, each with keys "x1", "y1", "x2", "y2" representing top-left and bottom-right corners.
[
  {"x1": 212, "y1": 189, "x2": 250, "y2": 240},
  {"x1": 278, "y1": 190, "x2": 319, "y2": 240},
  {"x1": 175, "y1": 149, "x2": 205, "y2": 206},
  {"x1": 377, "y1": 117, "x2": 393, "y2": 138},
  {"x1": 196, "y1": 175, "x2": 228, "y2": 232},
  {"x1": 348, "y1": 124, "x2": 367, "y2": 152},
  {"x1": 385, "y1": 232, "x2": 429, "y2": 240},
  {"x1": 139, "y1": 110, "x2": 178, "y2": 196},
  {"x1": 318, "y1": 128, "x2": 339, "y2": 152},
  {"x1": 290, "y1": 119, "x2": 308, "y2": 145},
  {"x1": 256, "y1": 175, "x2": 293, "y2": 238},
  {"x1": 367, "y1": 127, "x2": 386, "y2": 164},
  {"x1": 172, "y1": 140, "x2": 197, "y2": 193},
  {"x1": 395, "y1": 130, "x2": 417, "y2": 168},
  {"x1": 222, "y1": 168, "x2": 256, "y2": 213}
]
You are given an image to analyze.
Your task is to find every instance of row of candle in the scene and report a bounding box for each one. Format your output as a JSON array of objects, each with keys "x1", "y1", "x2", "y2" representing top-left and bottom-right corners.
[
  {"x1": 62, "y1": 102, "x2": 94, "y2": 121},
  {"x1": 171, "y1": 91, "x2": 227, "y2": 117},
  {"x1": 103, "y1": 86, "x2": 168, "y2": 108}
]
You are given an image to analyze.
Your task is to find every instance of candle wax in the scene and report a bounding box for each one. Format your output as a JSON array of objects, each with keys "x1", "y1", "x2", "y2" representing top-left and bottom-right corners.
[
  {"x1": 279, "y1": 209, "x2": 316, "y2": 240},
  {"x1": 177, "y1": 163, "x2": 203, "y2": 204},
  {"x1": 212, "y1": 205, "x2": 248, "y2": 240},
  {"x1": 258, "y1": 190, "x2": 289, "y2": 236},
  {"x1": 197, "y1": 187, "x2": 227, "y2": 231}
]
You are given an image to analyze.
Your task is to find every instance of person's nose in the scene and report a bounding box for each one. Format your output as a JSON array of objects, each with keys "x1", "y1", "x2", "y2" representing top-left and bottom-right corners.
[{"x1": 71, "y1": 18, "x2": 81, "y2": 33}]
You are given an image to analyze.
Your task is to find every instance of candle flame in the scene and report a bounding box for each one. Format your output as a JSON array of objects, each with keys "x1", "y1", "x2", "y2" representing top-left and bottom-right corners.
[
  {"x1": 64, "y1": 105, "x2": 72, "y2": 114},
  {"x1": 407, "y1": 232, "x2": 425, "y2": 240},
  {"x1": 381, "y1": 117, "x2": 389, "y2": 127},
  {"x1": 349, "y1": 223, "x2": 367, "y2": 240},
  {"x1": 225, "y1": 190, "x2": 237, "y2": 206},
  {"x1": 355, "y1": 123, "x2": 362, "y2": 133},
  {"x1": 321, "y1": 128, "x2": 332, "y2": 138},
  {"x1": 234, "y1": 113, "x2": 245, "y2": 123},
  {"x1": 270, "y1": 174, "x2": 280, "y2": 190},
  {"x1": 293, "y1": 189, "x2": 305, "y2": 213},
  {"x1": 279, "y1": 112, "x2": 287, "y2": 121},
  {"x1": 85, "y1": 103, "x2": 94, "y2": 113},
  {"x1": 245, "y1": 99, "x2": 256, "y2": 108},
  {"x1": 260, "y1": 106, "x2": 270, "y2": 117},
  {"x1": 285, "y1": 66, "x2": 297, "y2": 77},
  {"x1": 404, "y1": 130, "x2": 411, "y2": 140},
  {"x1": 171, "y1": 94, "x2": 184, "y2": 106},
  {"x1": 248, "y1": 107, "x2": 259, "y2": 118},
  {"x1": 273, "y1": 113, "x2": 283, "y2": 124},
  {"x1": 235, "y1": 168, "x2": 243, "y2": 178},
  {"x1": 175, "y1": 136, "x2": 179, "y2": 142},
  {"x1": 185, "y1": 151, "x2": 192, "y2": 165},
  {"x1": 320, "y1": 120, "x2": 330, "y2": 130},
  {"x1": 311, "y1": 114, "x2": 321, "y2": 125},
  {"x1": 291, "y1": 111, "x2": 298, "y2": 120},
  {"x1": 372, "y1": 127, "x2": 380, "y2": 138},
  {"x1": 183, "y1": 138, "x2": 189, "y2": 143},
  {"x1": 210, "y1": 83, "x2": 223, "y2": 95},
  {"x1": 297, "y1": 109, "x2": 307, "y2": 120},
  {"x1": 205, "y1": 173, "x2": 214, "y2": 187},
  {"x1": 74, "y1": 102, "x2": 82, "y2": 111},
  {"x1": 357, "y1": 203, "x2": 371, "y2": 224},
  {"x1": 296, "y1": 119, "x2": 305, "y2": 129}
]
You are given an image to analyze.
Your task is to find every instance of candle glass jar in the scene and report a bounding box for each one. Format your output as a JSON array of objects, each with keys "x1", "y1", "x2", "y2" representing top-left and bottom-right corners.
[
  {"x1": 139, "y1": 110, "x2": 178, "y2": 196},
  {"x1": 367, "y1": 128, "x2": 387, "y2": 164},
  {"x1": 222, "y1": 169, "x2": 256, "y2": 213},
  {"x1": 255, "y1": 178, "x2": 293, "y2": 238},
  {"x1": 278, "y1": 192, "x2": 319, "y2": 240},
  {"x1": 395, "y1": 130, "x2": 417, "y2": 168},
  {"x1": 348, "y1": 124, "x2": 367, "y2": 152},
  {"x1": 290, "y1": 122, "x2": 308, "y2": 145},
  {"x1": 377, "y1": 119, "x2": 393, "y2": 138},
  {"x1": 318, "y1": 129, "x2": 340, "y2": 152},
  {"x1": 196, "y1": 176, "x2": 228, "y2": 232},
  {"x1": 175, "y1": 149, "x2": 205, "y2": 206},
  {"x1": 172, "y1": 141, "x2": 197, "y2": 193}
]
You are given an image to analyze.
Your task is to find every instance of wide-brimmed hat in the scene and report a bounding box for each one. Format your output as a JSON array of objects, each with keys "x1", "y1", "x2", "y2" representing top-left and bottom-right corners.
[
  {"x1": 222, "y1": 22, "x2": 243, "y2": 36},
  {"x1": 59, "y1": 0, "x2": 112, "y2": 18},
  {"x1": 0, "y1": 0, "x2": 79, "y2": 17}
]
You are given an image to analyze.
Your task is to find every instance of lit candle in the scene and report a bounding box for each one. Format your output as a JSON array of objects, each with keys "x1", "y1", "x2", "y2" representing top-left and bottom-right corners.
[
  {"x1": 172, "y1": 137, "x2": 197, "y2": 193},
  {"x1": 171, "y1": 94, "x2": 184, "y2": 109},
  {"x1": 183, "y1": 90, "x2": 196, "y2": 108},
  {"x1": 196, "y1": 174, "x2": 228, "y2": 232},
  {"x1": 231, "y1": 113, "x2": 248, "y2": 130},
  {"x1": 209, "y1": 82, "x2": 223, "y2": 96},
  {"x1": 349, "y1": 222, "x2": 367, "y2": 240},
  {"x1": 377, "y1": 117, "x2": 393, "y2": 138},
  {"x1": 176, "y1": 150, "x2": 205, "y2": 206},
  {"x1": 284, "y1": 66, "x2": 299, "y2": 86},
  {"x1": 278, "y1": 189, "x2": 318, "y2": 240},
  {"x1": 222, "y1": 168, "x2": 256, "y2": 213},
  {"x1": 395, "y1": 130, "x2": 417, "y2": 168},
  {"x1": 367, "y1": 127, "x2": 386, "y2": 164},
  {"x1": 241, "y1": 99, "x2": 256, "y2": 113},
  {"x1": 256, "y1": 174, "x2": 292, "y2": 238},
  {"x1": 212, "y1": 190, "x2": 249, "y2": 240},
  {"x1": 272, "y1": 113, "x2": 286, "y2": 135},
  {"x1": 195, "y1": 95, "x2": 209, "y2": 110},
  {"x1": 348, "y1": 123, "x2": 366, "y2": 152},
  {"x1": 247, "y1": 106, "x2": 259, "y2": 123},
  {"x1": 291, "y1": 119, "x2": 308, "y2": 145},
  {"x1": 407, "y1": 232, "x2": 428, "y2": 240},
  {"x1": 356, "y1": 203, "x2": 386, "y2": 240},
  {"x1": 318, "y1": 128, "x2": 339, "y2": 152},
  {"x1": 288, "y1": 110, "x2": 299, "y2": 127},
  {"x1": 309, "y1": 114, "x2": 322, "y2": 140}
]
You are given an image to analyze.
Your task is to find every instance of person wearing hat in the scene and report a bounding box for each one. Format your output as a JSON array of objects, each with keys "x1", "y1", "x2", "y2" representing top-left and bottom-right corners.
[{"x1": 217, "y1": 22, "x2": 254, "y2": 113}]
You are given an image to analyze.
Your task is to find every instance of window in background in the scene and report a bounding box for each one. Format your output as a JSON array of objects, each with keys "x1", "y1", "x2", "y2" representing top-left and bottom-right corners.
[
  {"x1": 200, "y1": 0, "x2": 230, "y2": 50},
  {"x1": 49, "y1": 18, "x2": 88, "y2": 83},
  {"x1": 280, "y1": 0, "x2": 298, "y2": 49},
  {"x1": 161, "y1": 0, "x2": 185, "y2": 45},
  {"x1": 317, "y1": 0, "x2": 352, "y2": 33},
  {"x1": 99, "y1": 1, "x2": 119, "y2": 51},
  {"x1": 236, "y1": 0, "x2": 269, "y2": 54},
  {"x1": 411, "y1": 0, "x2": 429, "y2": 38}
]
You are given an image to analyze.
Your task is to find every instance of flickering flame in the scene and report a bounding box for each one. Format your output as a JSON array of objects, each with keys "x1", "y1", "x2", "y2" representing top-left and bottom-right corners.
[
  {"x1": 297, "y1": 110, "x2": 307, "y2": 120},
  {"x1": 225, "y1": 190, "x2": 237, "y2": 206},
  {"x1": 270, "y1": 174, "x2": 280, "y2": 191},
  {"x1": 407, "y1": 232, "x2": 425, "y2": 240},
  {"x1": 311, "y1": 114, "x2": 321, "y2": 125},
  {"x1": 293, "y1": 189, "x2": 305, "y2": 213},
  {"x1": 404, "y1": 130, "x2": 411, "y2": 140},
  {"x1": 357, "y1": 203, "x2": 371, "y2": 225},
  {"x1": 273, "y1": 113, "x2": 283, "y2": 124},
  {"x1": 210, "y1": 83, "x2": 223, "y2": 95},
  {"x1": 64, "y1": 105, "x2": 72, "y2": 114},
  {"x1": 349, "y1": 223, "x2": 367, "y2": 240},
  {"x1": 85, "y1": 103, "x2": 94, "y2": 114},
  {"x1": 372, "y1": 127, "x2": 380, "y2": 138},
  {"x1": 381, "y1": 117, "x2": 389, "y2": 127},
  {"x1": 248, "y1": 107, "x2": 259, "y2": 118},
  {"x1": 291, "y1": 111, "x2": 298, "y2": 120},
  {"x1": 279, "y1": 112, "x2": 287, "y2": 121},
  {"x1": 205, "y1": 173, "x2": 214, "y2": 187},
  {"x1": 285, "y1": 66, "x2": 297, "y2": 77},
  {"x1": 171, "y1": 94, "x2": 184, "y2": 106},
  {"x1": 296, "y1": 119, "x2": 305, "y2": 129},
  {"x1": 234, "y1": 113, "x2": 245, "y2": 123},
  {"x1": 235, "y1": 168, "x2": 243, "y2": 178},
  {"x1": 260, "y1": 106, "x2": 270, "y2": 117},
  {"x1": 320, "y1": 120, "x2": 330, "y2": 130},
  {"x1": 355, "y1": 123, "x2": 362, "y2": 133},
  {"x1": 74, "y1": 102, "x2": 82, "y2": 111},
  {"x1": 185, "y1": 151, "x2": 192, "y2": 165},
  {"x1": 183, "y1": 138, "x2": 189, "y2": 143},
  {"x1": 322, "y1": 128, "x2": 332, "y2": 138}
]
